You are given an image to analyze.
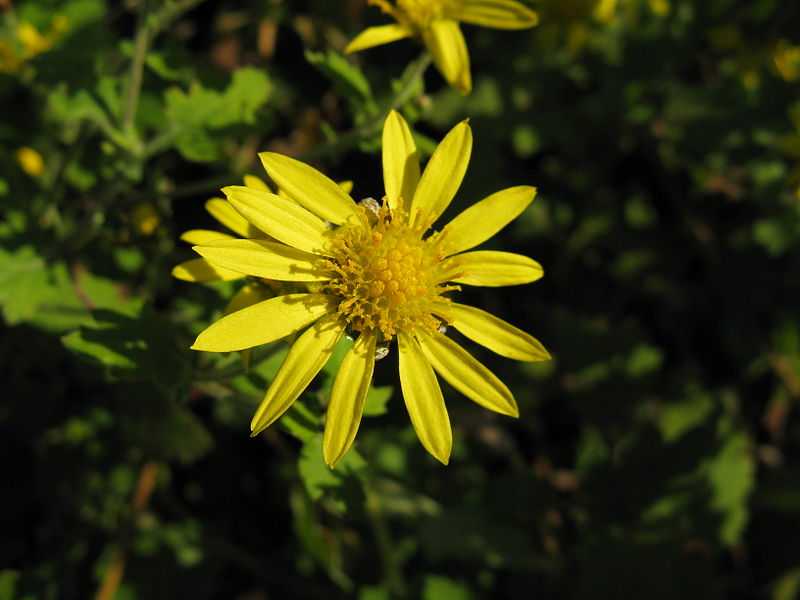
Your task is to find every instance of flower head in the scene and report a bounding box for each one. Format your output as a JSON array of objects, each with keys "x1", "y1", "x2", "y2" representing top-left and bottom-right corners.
[
  {"x1": 346, "y1": 0, "x2": 539, "y2": 93},
  {"x1": 187, "y1": 111, "x2": 550, "y2": 466}
]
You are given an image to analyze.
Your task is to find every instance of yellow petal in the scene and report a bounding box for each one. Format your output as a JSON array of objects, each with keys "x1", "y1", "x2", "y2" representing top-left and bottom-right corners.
[
  {"x1": 338, "y1": 180, "x2": 354, "y2": 195},
  {"x1": 323, "y1": 332, "x2": 377, "y2": 467},
  {"x1": 445, "y1": 302, "x2": 551, "y2": 362},
  {"x1": 439, "y1": 250, "x2": 543, "y2": 286},
  {"x1": 422, "y1": 19, "x2": 472, "y2": 94},
  {"x1": 440, "y1": 186, "x2": 537, "y2": 255},
  {"x1": 251, "y1": 315, "x2": 345, "y2": 435},
  {"x1": 259, "y1": 152, "x2": 358, "y2": 225},
  {"x1": 223, "y1": 186, "x2": 330, "y2": 255},
  {"x1": 453, "y1": 0, "x2": 539, "y2": 29},
  {"x1": 172, "y1": 258, "x2": 243, "y2": 282},
  {"x1": 224, "y1": 282, "x2": 273, "y2": 315},
  {"x1": 382, "y1": 110, "x2": 420, "y2": 213},
  {"x1": 345, "y1": 23, "x2": 413, "y2": 53},
  {"x1": 180, "y1": 229, "x2": 235, "y2": 245},
  {"x1": 192, "y1": 293, "x2": 332, "y2": 352},
  {"x1": 205, "y1": 198, "x2": 260, "y2": 238},
  {"x1": 193, "y1": 239, "x2": 331, "y2": 282},
  {"x1": 418, "y1": 331, "x2": 518, "y2": 417},
  {"x1": 398, "y1": 332, "x2": 452, "y2": 464},
  {"x1": 409, "y1": 120, "x2": 472, "y2": 230},
  {"x1": 243, "y1": 174, "x2": 270, "y2": 191},
  {"x1": 225, "y1": 283, "x2": 275, "y2": 370}
]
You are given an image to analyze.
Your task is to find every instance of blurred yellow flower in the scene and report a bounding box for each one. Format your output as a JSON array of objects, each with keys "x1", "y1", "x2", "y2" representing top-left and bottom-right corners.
[
  {"x1": 593, "y1": 0, "x2": 617, "y2": 24},
  {"x1": 188, "y1": 111, "x2": 550, "y2": 466},
  {"x1": 0, "y1": 17, "x2": 68, "y2": 74},
  {"x1": 774, "y1": 40, "x2": 800, "y2": 82},
  {"x1": 346, "y1": 0, "x2": 539, "y2": 94},
  {"x1": 131, "y1": 203, "x2": 161, "y2": 236},
  {"x1": 648, "y1": 0, "x2": 670, "y2": 17},
  {"x1": 16, "y1": 147, "x2": 45, "y2": 177}
]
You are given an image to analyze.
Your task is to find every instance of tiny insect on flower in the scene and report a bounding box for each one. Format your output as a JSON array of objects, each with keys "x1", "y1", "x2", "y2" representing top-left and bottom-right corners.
[
  {"x1": 345, "y1": 0, "x2": 539, "y2": 94},
  {"x1": 183, "y1": 110, "x2": 550, "y2": 467}
]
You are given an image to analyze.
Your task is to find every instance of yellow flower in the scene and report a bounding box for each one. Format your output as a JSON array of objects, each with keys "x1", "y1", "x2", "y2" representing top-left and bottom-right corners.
[
  {"x1": 16, "y1": 147, "x2": 45, "y2": 177},
  {"x1": 346, "y1": 0, "x2": 539, "y2": 94},
  {"x1": 131, "y1": 203, "x2": 161, "y2": 236},
  {"x1": 774, "y1": 40, "x2": 800, "y2": 82},
  {"x1": 188, "y1": 111, "x2": 550, "y2": 466}
]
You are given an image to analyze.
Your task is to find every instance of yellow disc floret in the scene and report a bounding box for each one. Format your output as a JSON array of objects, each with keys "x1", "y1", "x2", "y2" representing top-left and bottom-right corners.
[{"x1": 324, "y1": 199, "x2": 454, "y2": 340}]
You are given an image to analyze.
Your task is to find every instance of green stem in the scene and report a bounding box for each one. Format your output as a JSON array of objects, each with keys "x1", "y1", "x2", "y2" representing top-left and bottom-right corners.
[
  {"x1": 301, "y1": 51, "x2": 432, "y2": 163},
  {"x1": 122, "y1": 7, "x2": 150, "y2": 134},
  {"x1": 122, "y1": 0, "x2": 208, "y2": 137},
  {"x1": 364, "y1": 484, "x2": 405, "y2": 596}
]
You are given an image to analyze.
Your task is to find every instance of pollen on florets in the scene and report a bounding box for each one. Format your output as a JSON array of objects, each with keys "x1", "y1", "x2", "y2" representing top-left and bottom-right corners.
[{"x1": 323, "y1": 199, "x2": 456, "y2": 340}]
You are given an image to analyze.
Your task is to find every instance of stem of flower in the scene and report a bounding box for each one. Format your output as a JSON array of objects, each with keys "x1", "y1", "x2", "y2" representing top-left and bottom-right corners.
[
  {"x1": 122, "y1": 5, "x2": 150, "y2": 135},
  {"x1": 122, "y1": 0, "x2": 208, "y2": 137}
]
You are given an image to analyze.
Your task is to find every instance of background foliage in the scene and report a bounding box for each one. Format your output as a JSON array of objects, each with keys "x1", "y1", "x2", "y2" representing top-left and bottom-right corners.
[{"x1": 2, "y1": 0, "x2": 800, "y2": 598}]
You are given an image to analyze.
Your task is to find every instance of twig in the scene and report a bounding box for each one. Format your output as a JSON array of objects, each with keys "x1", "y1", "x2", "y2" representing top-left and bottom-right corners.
[{"x1": 95, "y1": 462, "x2": 159, "y2": 600}]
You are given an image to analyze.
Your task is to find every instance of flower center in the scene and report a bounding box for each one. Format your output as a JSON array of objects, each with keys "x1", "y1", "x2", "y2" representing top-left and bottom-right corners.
[{"x1": 324, "y1": 200, "x2": 453, "y2": 340}]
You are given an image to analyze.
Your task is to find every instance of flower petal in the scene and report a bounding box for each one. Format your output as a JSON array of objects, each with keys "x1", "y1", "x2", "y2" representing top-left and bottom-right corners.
[
  {"x1": 225, "y1": 282, "x2": 275, "y2": 370},
  {"x1": 445, "y1": 302, "x2": 551, "y2": 362},
  {"x1": 453, "y1": 0, "x2": 539, "y2": 29},
  {"x1": 409, "y1": 120, "x2": 472, "y2": 230},
  {"x1": 422, "y1": 19, "x2": 472, "y2": 94},
  {"x1": 439, "y1": 250, "x2": 543, "y2": 286},
  {"x1": 345, "y1": 23, "x2": 413, "y2": 53},
  {"x1": 382, "y1": 110, "x2": 420, "y2": 213},
  {"x1": 192, "y1": 293, "x2": 333, "y2": 352},
  {"x1": 193, "y1": 239, "x2": 331, "y2": 282},
  {"x1": 259, "y1": 152, "x2": 358, "y2": 225},
  {"x1": 251, "y1": 315, "x2": 345, "y2": 436},
  {"x1": 225, "y1": 282, "x2": 273, "y2": 314},
  {"x1": 223, "y1": 186, "x2": 330, "y2": 255},
  {"x1": 398, "y1": 332, "x2": 452, "y2": 464},
  {"x1": 243, "y1": 174, "x2": 270, "y2": 191},
  {"x1": 417, "y1": 331, "x2": 518, "y2": 417},
  {"x1": 323, "y1": 332, "x2": 377, "y2": 468},
  {"x1": 180, "y1": 229, "x2": 235, "y2": 245},
  {"x1": 206, "y1": 198, "x2": 260, "y2": 238},
  {"x1": 440, "y1": 186, "x2": 537, "y2": 255},
  {"x1": 172, "y1": 258, "x2": 243, "y2": 282}
]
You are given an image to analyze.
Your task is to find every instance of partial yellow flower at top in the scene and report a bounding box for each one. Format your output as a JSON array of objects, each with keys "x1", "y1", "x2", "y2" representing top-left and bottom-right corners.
[
  {"x1": 16, "y1": 147, "x2": 45, "y2": 177},
  {"x1": 593, "y1": 0, "x2": 618, "y2": 24},
  {"x1": 346, "y1": 0, "x2": 539, "y2": 94},
  {"x1": 0, "y1": 16, "x2": 69, "y2": 74},
  {"x1": 774, "y1": 40, "x2": 800, "y2": 82},
  {"x1": 648, "y1": 0, "x2": 670, "y2": 17},
  {"x1": 186, "y1": 110, "x2": 551, "y2": 467}
]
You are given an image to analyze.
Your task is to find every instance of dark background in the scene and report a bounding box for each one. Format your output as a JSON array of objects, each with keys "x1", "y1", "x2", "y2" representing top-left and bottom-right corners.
[{"x1": 2, "y1": 0, "x2": 800, "y2": 598}]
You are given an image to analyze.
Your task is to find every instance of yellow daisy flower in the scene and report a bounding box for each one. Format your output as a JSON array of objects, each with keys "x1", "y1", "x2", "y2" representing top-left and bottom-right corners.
[
  {"x1": 189, "y1": 111, "x2": 550, "y2": 466},
  {"x1": 345, "y1": 0, "x2": 539, "y2": 94}
]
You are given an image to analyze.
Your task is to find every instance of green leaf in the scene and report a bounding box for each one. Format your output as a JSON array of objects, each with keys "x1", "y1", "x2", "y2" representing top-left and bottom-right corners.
[
  {"x1": 422, "y1": 576, "x2": 474, "y2": 600},
  {"x1": 209, "y1": 67, "x2": 272, "y2": 128},
  {"x1": 306, "y1": 50, "x2": 374, "y2": 111},
  {"x1": 363, "y1": 386, "x2": 393, "y2": 417},
  {"x1": 298, "y1": 433, "x2": 366, "y2": 509},
  {"x1": 658, "y1": 387, "x2": 714, "y2": 442},
  {"x1": 0, "y1": 571, "x2": 20, "y2": 600},
  {"x1": 62, "y1": 306, "x2": 190, "y2": 392},
  {"x1": 706, "y1": 429, "x2": 755, "y2": 545}
]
